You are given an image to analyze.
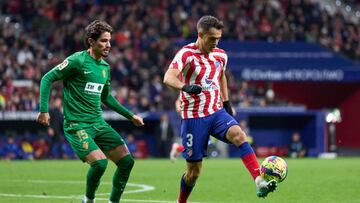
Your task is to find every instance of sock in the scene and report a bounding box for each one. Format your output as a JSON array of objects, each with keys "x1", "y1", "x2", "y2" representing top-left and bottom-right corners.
[
  {"x1": 178, "y1": 174, "x2": 195, "y2": 203},
  {"x1": 238, "y1": 142, "x2": 260, "y2": 180},
  {"x1": 109, "y1": 154, "x2": 135, "y2": 203},
  {"x1": 86, "y1": 159, "x2": 108, "y2": 199}
]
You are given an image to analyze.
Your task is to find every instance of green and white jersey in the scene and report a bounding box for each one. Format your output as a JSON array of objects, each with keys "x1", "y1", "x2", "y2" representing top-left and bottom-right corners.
[{"x1": 40, "y1": 51, "x2": 111, "y2": 124}]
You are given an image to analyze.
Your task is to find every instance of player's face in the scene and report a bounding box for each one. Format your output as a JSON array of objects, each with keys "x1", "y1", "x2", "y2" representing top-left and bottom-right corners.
[
  {"x1": 201, "y1": 27, "x2": 222, "y2": 53},
  {"x1": 92, "y1": 32, "x2": 111, "y2": 58}
]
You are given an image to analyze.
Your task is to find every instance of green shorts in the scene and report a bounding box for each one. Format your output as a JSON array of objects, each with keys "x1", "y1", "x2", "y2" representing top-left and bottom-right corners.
[{"x1": 64, "y1": 121, "x2": 125, "y2": 161}]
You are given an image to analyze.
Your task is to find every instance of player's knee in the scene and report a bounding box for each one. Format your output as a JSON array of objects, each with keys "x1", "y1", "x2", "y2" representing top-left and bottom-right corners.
[
  {"x1": 229, "y1": 129, "x2": 247, "y2": 146},
  {"x1": 126, "y1": 156, "x2": 135, "y2": 169},
  {"x1": 91, "y1": 159, "x2": 108, "y2": 173},
  {"x1": 116, "y1": 154, "x2": 135, "y2": 170},
  {"x1": 187, "y1": 168, "x2": 201, "y2": 183}
]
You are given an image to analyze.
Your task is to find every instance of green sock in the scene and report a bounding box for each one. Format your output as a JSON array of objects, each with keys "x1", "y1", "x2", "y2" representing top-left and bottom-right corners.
[
  {"x1": 86, "y1": 159, "x2": 108, "y2": 199},
  {"x1": 110, "y1": 154, "x2": 135, "y2": 202}
]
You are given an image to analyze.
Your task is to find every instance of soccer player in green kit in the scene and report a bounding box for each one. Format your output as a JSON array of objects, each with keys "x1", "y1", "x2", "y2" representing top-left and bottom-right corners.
[{"x1": 36, "y1": 20, "x2": 144, "y2": 203}]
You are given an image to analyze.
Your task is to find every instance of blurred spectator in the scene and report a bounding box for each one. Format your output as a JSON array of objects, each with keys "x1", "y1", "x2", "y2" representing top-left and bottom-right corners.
[
  {"x1": 2, "y1": 136, "x2": 21, "y2": 160},
  {"x1": 126, "y1": 133, "x2": 138, "y2": 158},
  {"x1": 48, "y1": 97, "x2": 63, "y2": 158},
  {"x1": 289, "y1": 132, "x2": 306, "y2": 158},
  {"x1": 20, "y1": 137, "x2": 34, "y2": 160},
  {"x1": 32, "y1": 137, "x2": 49, "y2": 159},
  {"x1": 239, "y1": 120, "x2": 253, "y2": 145},
  {"x1": 154, "y1": 113, "x2": 175, "y2": 157},
  {"x1": 59, "y1": 136, "x2": 76, "y2": 159},
  {"x1": 170, "y1": 142, "x2": 184, "y2": 162}
]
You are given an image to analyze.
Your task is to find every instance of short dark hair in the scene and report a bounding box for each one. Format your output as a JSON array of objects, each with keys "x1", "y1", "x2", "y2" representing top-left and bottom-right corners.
[
  {"x1": 196, "y1": 15, "x2": 224, "y2": 33},
  {"x1": 84, "y1": 20, "x2": 113, "y2": 48}
]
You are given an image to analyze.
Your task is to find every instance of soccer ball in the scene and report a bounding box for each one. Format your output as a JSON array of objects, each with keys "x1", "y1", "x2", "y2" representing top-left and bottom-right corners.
[{"x1": 260, "y1": 156, "x2": 288, "y2": 183}]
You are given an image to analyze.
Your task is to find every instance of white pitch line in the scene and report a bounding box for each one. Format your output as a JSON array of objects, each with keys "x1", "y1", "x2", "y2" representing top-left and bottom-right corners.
[
  {"x1": 1, "y1": 179, "x2": 207, "y2": 203},
  {"x1": 5, "y1": 179, "x2": 155, "y2": 194},
  {"x1": 0, "y1": 193, "x2": 207, "y2": 203}
]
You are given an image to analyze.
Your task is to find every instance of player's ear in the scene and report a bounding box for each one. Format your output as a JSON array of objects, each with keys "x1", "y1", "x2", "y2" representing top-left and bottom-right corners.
[
  {"x1": 198, "y1": 31, "x2": 204, "y2": 39},
  {"x1": 88, "y1": 38, "x2": 94, "y2": 47}
]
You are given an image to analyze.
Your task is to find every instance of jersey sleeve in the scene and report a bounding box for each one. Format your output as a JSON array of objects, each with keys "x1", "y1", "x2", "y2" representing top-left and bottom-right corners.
[
  {"x1": 39, "y1": 54, "x2": 81, "y2": 112},
  {"x1": 222, "y1": 51, "x2": 228, "y2": 71},
  {"x1": 168, "y1": 48, "x2": 191, "y2": 72}
]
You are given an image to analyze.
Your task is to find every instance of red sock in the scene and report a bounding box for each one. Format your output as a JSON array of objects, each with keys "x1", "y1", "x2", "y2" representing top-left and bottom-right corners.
[
  {"x1": 178, "y1": 175, "x2": 194, "y2": 203},
  {"x1": 242, "y1": 153, "x2": 261, "y2": 180}
]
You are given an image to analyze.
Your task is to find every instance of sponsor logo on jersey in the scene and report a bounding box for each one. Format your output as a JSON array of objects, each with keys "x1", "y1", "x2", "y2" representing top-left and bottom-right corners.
[
  {"x1": 205, "y1": 78, "x2": 212, "y2": 85},
  {"x1": 202, "y1": 76, "x2": 218, "y2": 91},
  {"x1": 58, "y1": 59, "x2": 69, "y2": 70},
  {"x1": 84, "y1": 82, "x2": 104, "y2": 94}
]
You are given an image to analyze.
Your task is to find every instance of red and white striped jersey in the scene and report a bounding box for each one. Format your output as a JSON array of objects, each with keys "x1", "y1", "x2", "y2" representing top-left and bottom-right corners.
[{"x1": 169, "y1": 43, "x2": 228, "y2": 119}]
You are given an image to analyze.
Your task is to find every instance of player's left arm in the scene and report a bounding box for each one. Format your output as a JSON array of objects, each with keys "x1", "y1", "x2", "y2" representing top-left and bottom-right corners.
[
  {"x1": 220, "y1": 69, "x2": 234, "y2": 116},
  {"x1": 101, "y1": 84, "x2": 144, "y2": 126}
]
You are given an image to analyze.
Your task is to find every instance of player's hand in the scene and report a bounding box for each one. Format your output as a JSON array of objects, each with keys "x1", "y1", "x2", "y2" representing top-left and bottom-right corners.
[
  {"x1": 182, "y1": 84, "x2": 202, "y2": 94},
  {"x1": 131, "y1": 115, "x2": 144, "y2": 126},
  {"x1": 223, "y1": 101, "x2": 234, "y2": 116},
  {"x1": 36, "y1": 112, "x2": 50, "y2": 126}
]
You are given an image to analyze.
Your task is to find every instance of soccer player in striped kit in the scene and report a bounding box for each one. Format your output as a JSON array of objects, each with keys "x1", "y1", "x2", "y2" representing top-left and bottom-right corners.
[{"x1": 163, "y1": 16, "x2": 277, "y2": 202}]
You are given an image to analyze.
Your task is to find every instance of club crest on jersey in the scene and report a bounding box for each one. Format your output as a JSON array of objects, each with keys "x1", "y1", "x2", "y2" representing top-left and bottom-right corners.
[
  {"x1": 82, "y1": 141, "x2": 89, "y2": 150},
  {"x1": 58, "y1": 59, "x2": 69, "y2": 70},
  {"x1": 102, "y1": 70, "x2": 106, "y2": 78},
  {"x1": 186, "y1": 149, "x2": 193, "y2": 157},
  {"x1": 215, "y1": 61, "x2": 221, "y2": 69}
]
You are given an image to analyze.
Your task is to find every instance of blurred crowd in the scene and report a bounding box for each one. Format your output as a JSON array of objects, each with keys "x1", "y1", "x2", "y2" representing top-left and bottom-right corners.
[
  {"x1": 1, "y1": 0, "x2": 360, "y2": 113},
  {"x1": 0, "y1": 133, "x2": 76, "y2": 160}
]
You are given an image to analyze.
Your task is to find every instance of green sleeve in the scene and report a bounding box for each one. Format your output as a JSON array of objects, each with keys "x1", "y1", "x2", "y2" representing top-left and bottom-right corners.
[
  {"x1": 39, "y1": 56, "x2": 80, "y2": 112},
  {"x1": 101, "y1": 84, "x2": 134, "y2": 120}
]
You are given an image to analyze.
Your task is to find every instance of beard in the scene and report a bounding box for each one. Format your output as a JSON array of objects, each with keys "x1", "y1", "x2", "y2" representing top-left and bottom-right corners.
[{"x1": 101, "y1": 50, "x2": 109, "y2": 57}]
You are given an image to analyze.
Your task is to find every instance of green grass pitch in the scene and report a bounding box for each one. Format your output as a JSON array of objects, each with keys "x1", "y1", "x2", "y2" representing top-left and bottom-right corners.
[{"x1": 0, "y1": 158, "x2": 359, "y2": 203}]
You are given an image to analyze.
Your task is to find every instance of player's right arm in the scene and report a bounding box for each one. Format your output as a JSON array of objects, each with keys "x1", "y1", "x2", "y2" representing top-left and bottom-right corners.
[
  {"x1": 163, "y1": 50, "x2": 201, "y2": 94},
  {"x1": 163, "y1": 68, "x2": 184, "y2": 90},
  {"x1": 37, "y1": 55, "x2": 80, "y2": 126}
]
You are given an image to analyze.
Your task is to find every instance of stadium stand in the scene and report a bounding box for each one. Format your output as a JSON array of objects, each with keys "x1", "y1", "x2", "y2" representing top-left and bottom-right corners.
[{"x1": 1, "y1": 0, "x2": 360, "y2": 159}]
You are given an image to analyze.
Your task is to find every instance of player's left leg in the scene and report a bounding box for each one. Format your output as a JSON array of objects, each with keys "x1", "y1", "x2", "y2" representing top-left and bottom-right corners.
[
  {"x1": 108, "y1": 145, "x2": 134, "y2": 203},
  {"x1": 225, "y1": 125, "x2": 277, "y2": 197},
  {"x1": 94, "y1": 123, "x2": 134, "y2": 203},
  {"x1": 211, "y1": 109, "x2": 277, "y2": 198}
]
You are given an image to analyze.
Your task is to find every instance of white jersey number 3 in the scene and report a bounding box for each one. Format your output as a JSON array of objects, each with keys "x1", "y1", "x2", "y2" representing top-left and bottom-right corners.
[{"x1": 186, "y1": 133, "x2": 193, "y2": 147}]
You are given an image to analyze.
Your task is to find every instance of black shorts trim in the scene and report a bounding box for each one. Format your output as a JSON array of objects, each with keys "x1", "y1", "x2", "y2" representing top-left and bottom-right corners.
[{"x1": 186, "y1": 159, "x2": 203, "y2": 163}]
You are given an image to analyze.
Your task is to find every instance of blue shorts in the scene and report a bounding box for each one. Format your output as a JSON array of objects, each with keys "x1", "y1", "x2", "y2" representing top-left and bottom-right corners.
[{"x1": 180, "y1": 108, "x2": 238, "y2": 162}]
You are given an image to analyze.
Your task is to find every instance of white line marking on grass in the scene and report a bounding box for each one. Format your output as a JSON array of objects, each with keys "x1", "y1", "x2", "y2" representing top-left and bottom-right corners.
[
  {"x1": 6, "y1": 179, "x2": 155, "y2": 194},
  {"x1": 0, "y1": 193, "x2": 207, "y2": 203},
  {"x1": 2, "y1": 179, "x2": 207, "y2": 203}
]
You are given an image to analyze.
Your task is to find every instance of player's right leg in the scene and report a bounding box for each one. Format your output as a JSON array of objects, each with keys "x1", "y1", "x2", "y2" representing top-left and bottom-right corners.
[
  {"x1": 94, "y1": 123, "x2": 135, "y2": 203},
  {"x1": 178, "y1": 161, "x2": 202, "y2": 203},
  {"x1": 177, "y1": 117, "x2": 210, "y2": 203},
  {"x1": 83, "y1": 150, "x2": 108, "y2": 203}
]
